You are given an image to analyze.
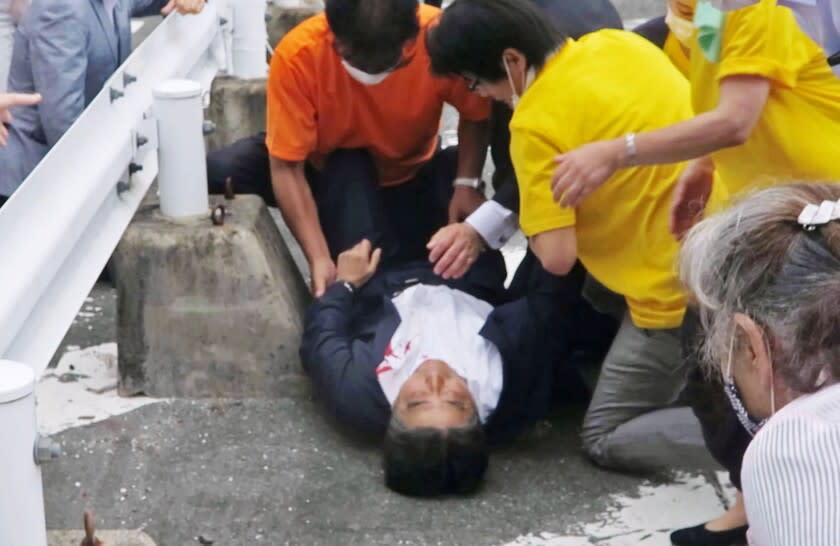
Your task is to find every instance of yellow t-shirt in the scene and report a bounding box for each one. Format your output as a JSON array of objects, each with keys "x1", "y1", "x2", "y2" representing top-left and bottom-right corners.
[
  {"x1": 664, "y1": 32, "x2": 691, "y2": 77},
  {"x1": 690, "y1": 0, "x2": 840, "y2": 202},
  {"x1": 512, "y1": 30, "x2": 721, "y2": 329}
]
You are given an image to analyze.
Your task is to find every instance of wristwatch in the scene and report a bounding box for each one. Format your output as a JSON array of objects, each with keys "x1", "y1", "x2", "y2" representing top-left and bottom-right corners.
[{"x1": 453, "y1": 177, "x2": 486, "y2": 191}]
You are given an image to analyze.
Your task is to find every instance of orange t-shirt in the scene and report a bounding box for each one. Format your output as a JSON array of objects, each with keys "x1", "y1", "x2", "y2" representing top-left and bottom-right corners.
[{"x1": 265, "y1": 5, "x2": 491, "y2": 187}]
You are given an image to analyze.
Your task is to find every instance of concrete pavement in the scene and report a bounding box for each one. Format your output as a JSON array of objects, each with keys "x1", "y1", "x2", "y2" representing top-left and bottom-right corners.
[{"x1": 43, "y1": 390, "x2": 727, "y2": 545}]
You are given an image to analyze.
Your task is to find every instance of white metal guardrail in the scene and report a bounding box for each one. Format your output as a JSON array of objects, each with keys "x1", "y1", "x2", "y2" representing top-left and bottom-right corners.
[
  {"x1": 0, "y1": 1, "x2": 268, "y2": 544},
  {"x1": 0, "y1": 5, "x2": 223, "y2": 377},
  {"x1": 0, "y1": 0, "x2": 272, "y2": 377}
]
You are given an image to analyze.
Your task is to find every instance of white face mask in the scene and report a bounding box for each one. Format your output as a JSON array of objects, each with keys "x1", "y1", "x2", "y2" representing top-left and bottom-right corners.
[
  {"x1": 706, "y1": 0, "x2": 758, "y2": 11},
  {"x1": 341, "y1": 60, "x2": 391, "y2": 86},
  {"x1": 665, "y1": 7, "x2": 696, "y2": 46},
  {"x1": 503, "y1": 57, "x2": 536, "y2": 109}
]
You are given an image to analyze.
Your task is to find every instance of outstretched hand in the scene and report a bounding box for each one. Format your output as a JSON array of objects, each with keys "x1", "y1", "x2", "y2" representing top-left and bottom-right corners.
[
  {"x1": 669, "y1": 158, "x2": 715, "y2": 240},
  {"x1": 551, "y1": 139, "x2": 623, "y2": 208},
  {"x1": 427, "y1": 223, "x2": 483, "y2": 280},
  {"x1": 0, "y1": 93, "x2": 41, "y2": 147},
  {"x1": 161, "y1": 0, "x2": 205, "y2": 15}
]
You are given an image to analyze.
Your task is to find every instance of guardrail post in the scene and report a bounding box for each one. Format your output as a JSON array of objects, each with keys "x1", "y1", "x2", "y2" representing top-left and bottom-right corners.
[
  {"x1": 232, "y1": 0, "x2": 269, "y2": 78},
  {"x1": 153, "y1": 79, "x2": 210, "y2": 218},
  {"x1": 0, "y1": 361, "x2": 47, "y2": 546}
]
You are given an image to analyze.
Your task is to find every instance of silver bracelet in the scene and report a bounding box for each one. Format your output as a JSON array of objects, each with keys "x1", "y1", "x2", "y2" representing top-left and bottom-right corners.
[{"x1": 625, "y1": 133, "x2": 637, "y2": 163}]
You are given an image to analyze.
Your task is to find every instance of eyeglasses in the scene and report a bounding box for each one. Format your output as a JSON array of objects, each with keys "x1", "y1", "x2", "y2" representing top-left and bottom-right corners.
[{"x1": 463, "y1": 76, "x2": 480, "y2": 92}]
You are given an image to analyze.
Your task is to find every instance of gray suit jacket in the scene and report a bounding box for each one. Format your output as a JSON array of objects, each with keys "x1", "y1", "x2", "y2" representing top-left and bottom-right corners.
[{"x1": 0, "y1": 0, "x2": 168, "y2": 197}]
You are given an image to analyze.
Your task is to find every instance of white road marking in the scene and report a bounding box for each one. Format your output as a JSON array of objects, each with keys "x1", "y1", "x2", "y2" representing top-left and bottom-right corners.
[
  {"x1": 36, "y1": 343, "x2": 162, "y2": 435},
  {"x1": 500, "y1": 473, "x2": 727, "y2": 546}
]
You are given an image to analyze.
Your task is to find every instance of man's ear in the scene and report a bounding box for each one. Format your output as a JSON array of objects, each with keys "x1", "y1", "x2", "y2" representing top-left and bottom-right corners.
[
  {"x1": 733, "y1": 312, "x2": 772, "y2": 387},
  {"x1": 501, "y1": 48, "x2": 526, "y2": 70}
]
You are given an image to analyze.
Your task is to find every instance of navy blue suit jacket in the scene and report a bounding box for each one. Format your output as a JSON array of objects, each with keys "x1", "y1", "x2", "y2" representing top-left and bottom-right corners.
[{"x1": 300, "y1": 254, "x2": 577, "y2": 445}]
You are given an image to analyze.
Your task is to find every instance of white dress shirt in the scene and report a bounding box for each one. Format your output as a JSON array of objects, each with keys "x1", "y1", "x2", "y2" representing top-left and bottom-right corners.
[
  {"x1": 466, "y1": 200, "x2": 519, "y2": 250},
  {"x1": 375, "y1": 284, "x2": 504, "y2": 422}
]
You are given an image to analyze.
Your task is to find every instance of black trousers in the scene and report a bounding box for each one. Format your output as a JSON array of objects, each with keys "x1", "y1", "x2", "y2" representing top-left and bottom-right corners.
[{"x1": 206, "y1": 133, "x2": 457, "y2": 267}]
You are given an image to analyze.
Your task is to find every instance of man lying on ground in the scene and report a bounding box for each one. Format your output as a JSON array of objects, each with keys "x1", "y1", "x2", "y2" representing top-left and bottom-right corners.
[{"x1": 300, "y1": 237, "x2": 611, "y2": 497}]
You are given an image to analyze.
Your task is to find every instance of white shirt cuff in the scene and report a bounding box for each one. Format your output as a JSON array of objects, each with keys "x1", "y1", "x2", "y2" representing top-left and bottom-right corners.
[{"x1": 465, "y1": 200, "x2": 519, "y2": 250}]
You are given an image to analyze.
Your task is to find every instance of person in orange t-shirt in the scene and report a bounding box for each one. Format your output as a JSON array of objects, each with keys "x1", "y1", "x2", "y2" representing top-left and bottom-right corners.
[{"x1": 207, "y1": 0, "x2": 492, "y2": 297}]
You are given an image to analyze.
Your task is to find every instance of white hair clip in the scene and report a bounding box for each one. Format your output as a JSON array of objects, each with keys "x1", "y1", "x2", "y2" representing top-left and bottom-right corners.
[{"x1": 797, "y1": 199, "x2": 840, "y2": 231}]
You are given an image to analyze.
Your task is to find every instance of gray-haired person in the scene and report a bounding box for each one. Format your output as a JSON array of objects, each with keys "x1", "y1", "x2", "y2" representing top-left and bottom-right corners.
[{"x1": 680, "y1": 182, "x2": 840, "y2": 546}]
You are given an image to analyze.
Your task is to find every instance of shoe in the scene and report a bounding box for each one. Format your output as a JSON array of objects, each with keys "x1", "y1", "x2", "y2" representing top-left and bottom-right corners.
[{"x1": 670, "y1": 523, "x2": 748, "y2": 546}]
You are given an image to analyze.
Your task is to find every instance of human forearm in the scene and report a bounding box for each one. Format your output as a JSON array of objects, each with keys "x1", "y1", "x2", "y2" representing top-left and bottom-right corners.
[
  {"x1": 619, "y1": 75, "x2": 771, "y2": 168},
  {"x1": 270, "y1": 158, "x2": 330, "y2": 263},
  {"x1": 611, "y1": 109, "x2": 754, "y2": 168},
  {"x1": 132, "y1": 0, "x2": 204, "y2": 17},
  {"x1": 550, "y1": 76, "x2": 770, "y2": 208},
  {"x1": 528, "y1": 227, "x2": 577, "y2": 277},
  {"x1": 455, "y1": 118, "x2": 490, "y2": 179}
]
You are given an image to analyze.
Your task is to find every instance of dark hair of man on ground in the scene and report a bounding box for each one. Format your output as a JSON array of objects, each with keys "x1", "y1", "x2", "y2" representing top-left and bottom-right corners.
[
  {"x1": 383, "y1": 413, "x2": 489, "y2": 496},
  {"x1": 381, "y1": 358, "x2": 490, "y2": 496},
  {"x1": 425, "y1": 0, "x2": 565, "y2": 82},
  {"x1": 325, "y1": 0, "x2": 421, "y2": 74}
]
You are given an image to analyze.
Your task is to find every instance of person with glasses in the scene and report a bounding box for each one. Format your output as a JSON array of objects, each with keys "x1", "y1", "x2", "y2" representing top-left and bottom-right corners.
[
  {"x1": 426, "y1": 0, "x2": 727, "y2": 474},
  {"x1": 426, "y1": 0, "x2": 622, "y2": 283}
]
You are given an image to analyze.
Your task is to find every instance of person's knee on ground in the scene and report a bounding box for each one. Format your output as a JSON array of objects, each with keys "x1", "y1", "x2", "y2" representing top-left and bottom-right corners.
[
  {"x1": 382, "y1": 360, "x2": 489, "y2": 496},
  {"x1": 580, "y1": 413, "x2": 613, "y2": 468}
]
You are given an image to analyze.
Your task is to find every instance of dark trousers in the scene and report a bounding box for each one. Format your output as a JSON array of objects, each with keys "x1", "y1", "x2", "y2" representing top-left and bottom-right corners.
[
  {"x1": 682, "y1": 310, "x2": 752, "y2": 489},
  {"x1": 206, "y1": 133, "x2": 457, "y2": 266}
]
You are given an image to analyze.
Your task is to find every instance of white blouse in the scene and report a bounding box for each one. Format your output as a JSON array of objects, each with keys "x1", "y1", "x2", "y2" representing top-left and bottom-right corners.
[{"x1": 743, "y1": 382, "x2": 840, "y2": 546}]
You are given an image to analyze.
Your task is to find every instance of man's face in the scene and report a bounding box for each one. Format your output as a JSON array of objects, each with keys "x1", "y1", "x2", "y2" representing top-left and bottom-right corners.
[
  {"x1": 393, "y1": 360, "x2": 477, "y2": 429},
  {"x1": 668, "y1": 0, "x2": 697, "y2": 20}
]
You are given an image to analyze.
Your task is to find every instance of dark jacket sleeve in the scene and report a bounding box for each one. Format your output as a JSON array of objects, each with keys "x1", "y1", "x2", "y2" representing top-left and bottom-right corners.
[
  {"x1": 482, "y1": 257, "x2": 587, "y2": 444},
  {"x1": 299, "y1": 283, "x2": 391, "y2": 436},
  {"x1": 632, "y1": 16, "x2": 670, "y2": 49},
  {"x1": 535, "y1": 0, "x2": 623, "y2": 38},
  {"x1": 130, "y1": 0, "x2": 172, "y2": 17}
]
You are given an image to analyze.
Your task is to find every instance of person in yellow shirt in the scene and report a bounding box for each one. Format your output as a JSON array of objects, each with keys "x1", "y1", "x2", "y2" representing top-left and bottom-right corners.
[
  {"x1": 547, "y1": 2, "x2": 840, "y2": 544},
  {"x1": 427, "y1": 0, "x2": 723, "y2": 473},
  {"x1": 551, "y1": 0, "x2": 840, "y2": 237}
]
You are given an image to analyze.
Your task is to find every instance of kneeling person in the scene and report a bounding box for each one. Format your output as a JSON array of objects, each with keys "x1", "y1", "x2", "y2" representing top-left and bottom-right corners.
[{"x1": 427, "y1": 0, "x2": 728, "y2": 473}]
